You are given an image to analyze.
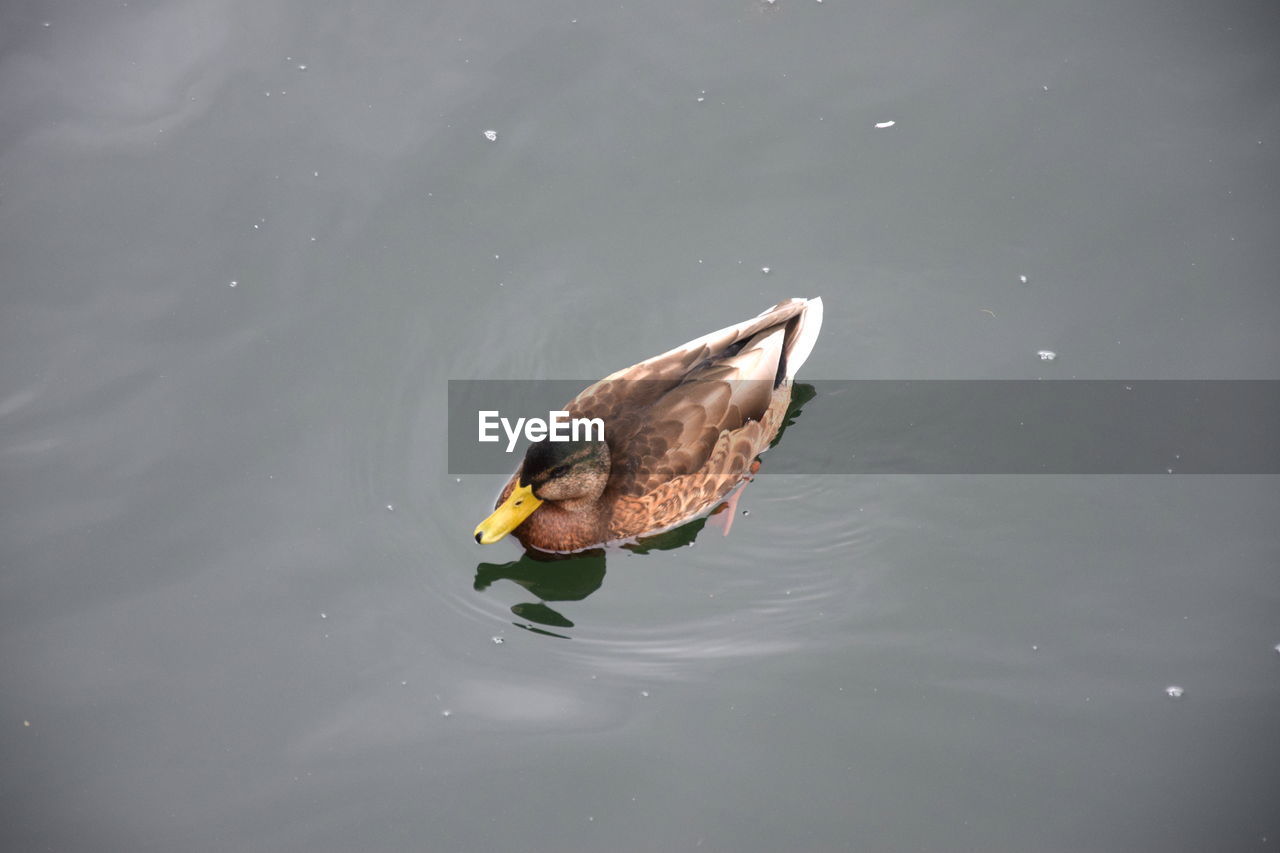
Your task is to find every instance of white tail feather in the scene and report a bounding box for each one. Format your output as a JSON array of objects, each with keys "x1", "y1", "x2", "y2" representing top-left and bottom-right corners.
[{"x1": 781, "y1": 296, "x2": 823, "y2": 380}]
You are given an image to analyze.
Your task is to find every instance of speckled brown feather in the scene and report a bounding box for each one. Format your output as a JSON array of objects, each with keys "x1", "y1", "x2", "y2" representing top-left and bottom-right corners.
[
  {"x1": 495, "y1": 299, "x2": 821, "y2": 552},
  {"x1": 605, "y1": 380, "x2": 792, "y2": 540}
]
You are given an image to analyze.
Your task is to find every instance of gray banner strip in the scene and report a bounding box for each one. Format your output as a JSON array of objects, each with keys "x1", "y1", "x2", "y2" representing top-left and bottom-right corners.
[{"x1": 448, "y1": 380, "x2": 1280, "y2": 474}]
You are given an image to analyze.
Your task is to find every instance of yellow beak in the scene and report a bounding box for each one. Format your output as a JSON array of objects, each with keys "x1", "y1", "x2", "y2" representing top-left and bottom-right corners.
[{"x1": 474, "y1": 483, "x2": 543, "y2": 544}]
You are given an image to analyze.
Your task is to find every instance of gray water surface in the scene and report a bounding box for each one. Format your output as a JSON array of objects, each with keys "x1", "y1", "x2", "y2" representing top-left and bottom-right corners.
[{"x1": 3, "y1": 1, "x2": 1279, "y2": 851}]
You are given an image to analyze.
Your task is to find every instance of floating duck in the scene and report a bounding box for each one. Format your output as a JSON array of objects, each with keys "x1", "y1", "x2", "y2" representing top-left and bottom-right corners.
[{"x1": 474, "y1": 297, "x2": 823, "y2": 551}]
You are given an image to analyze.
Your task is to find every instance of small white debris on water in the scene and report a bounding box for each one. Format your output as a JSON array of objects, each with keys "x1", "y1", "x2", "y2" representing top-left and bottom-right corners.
[
  {"x1": 1165, "y1": 685, "x2": 1184, "y2": 698},
  {"x1": 640, "y1": 690, "x2": 650, "y2": 697},
  {"x1": 42, "y1": 21, "x2": 51, "y2": 28},
  {"x1": 742, "y1": 510, "x2": 750, "y2": 516},
  {"x1": 229, "y1": 280, "x2": 238, "y2": 288},
  {"x1": 761, "y1": 266, "x2": 771, "y2": 274},
  {"x1": 386, "y1": 504, "x2": 394, "y2": 511},
  {"x1": 1274, "y1": 643, "x2": 1280, "y2": 654},
  {"x1": 1019, "y1": 274, "x2": 1029, "y2": 284},
  {"x1": 455, "y1": 477, "x2": 462, "y2": 483},
  {"x1": 440, "y1": 709, "x2": 452, "y2": 718},
  {"x1": 320, "y1": 612, "x2": 327, "y2": 619},
  {"x1": 23, "y1": 720, "x2": 30, "y2": 726},
  {"x1": 483, "y1": 129, "x2": 498, "y2": 142},
  {"x1": 875, "y1": 120, "x2": 896, "y2": 128},
  {"x1": 296, "y1": 63, "x2": 308, "y2": 71},
  {"x1": 1032, "y1": 644, "x2": 1039, "y2": 651},
  {"x1": 492, "y1": 635, "x2": 504, "y2": 644},
  {"x1": 1043, "y1": 85, "x2": 1049, "y2": 91},
  {"x1": 1038, "y1": 350, "x2": 1056, "y2": 361}
]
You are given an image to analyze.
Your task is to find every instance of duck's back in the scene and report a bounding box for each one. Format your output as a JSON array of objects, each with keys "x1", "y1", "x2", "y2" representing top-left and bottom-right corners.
[
  {"x1": 505, "y1": 298, "x2": 823, "y2": 550},
  {"x1": 584, "y1": 298, "x2": 823, "y2": 538}
]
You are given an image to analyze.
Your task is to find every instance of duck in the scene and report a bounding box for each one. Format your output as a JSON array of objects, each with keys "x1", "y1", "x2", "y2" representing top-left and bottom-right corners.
[{"x1": 474, "y1": 297, "x2": 823, "y2": 552}]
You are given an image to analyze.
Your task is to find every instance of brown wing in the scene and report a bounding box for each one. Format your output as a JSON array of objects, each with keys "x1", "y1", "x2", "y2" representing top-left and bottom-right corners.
[
  {"x1": 606, "y1": 381, "x2": 793, "y2": 540},
  {"x1": 554, "y1": 299, "x2": 817, "y2": 520},
  {"x1": 608, "y1": 324, "x2": 784, "y2": 494},
  {"x1": 563, "y1": 325, "x2": 783, "y2": 492},
  {"x1": 604, "y1": 298, "x2": 810, "y2": 381}
]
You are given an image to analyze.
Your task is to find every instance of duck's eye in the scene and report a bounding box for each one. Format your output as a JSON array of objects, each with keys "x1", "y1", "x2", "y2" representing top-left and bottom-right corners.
[{"x1": 549, "y1": 465, "x2": 569, "y2": 478}]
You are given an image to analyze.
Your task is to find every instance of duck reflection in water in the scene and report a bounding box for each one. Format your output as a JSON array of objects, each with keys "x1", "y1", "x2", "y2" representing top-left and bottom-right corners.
[{"x1": 473, "y1": 383, "x2": 816, "y2": 637}]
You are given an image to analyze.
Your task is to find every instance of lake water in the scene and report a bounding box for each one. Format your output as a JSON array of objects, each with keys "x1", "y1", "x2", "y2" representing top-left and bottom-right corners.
[{"x1": 2, "y1": 1, "x2": 1278, "y2": 850}]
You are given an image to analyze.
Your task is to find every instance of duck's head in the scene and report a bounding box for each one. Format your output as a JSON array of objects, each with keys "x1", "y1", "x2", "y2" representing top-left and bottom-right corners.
[{"x1": 473, "y1": 439, "x2": 611, "y2": 544}]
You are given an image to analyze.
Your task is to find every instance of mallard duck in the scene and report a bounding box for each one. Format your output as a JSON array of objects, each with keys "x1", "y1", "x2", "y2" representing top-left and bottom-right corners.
[{"x1": 474, "y1": 297, "x2": 823, "y2": 552}]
